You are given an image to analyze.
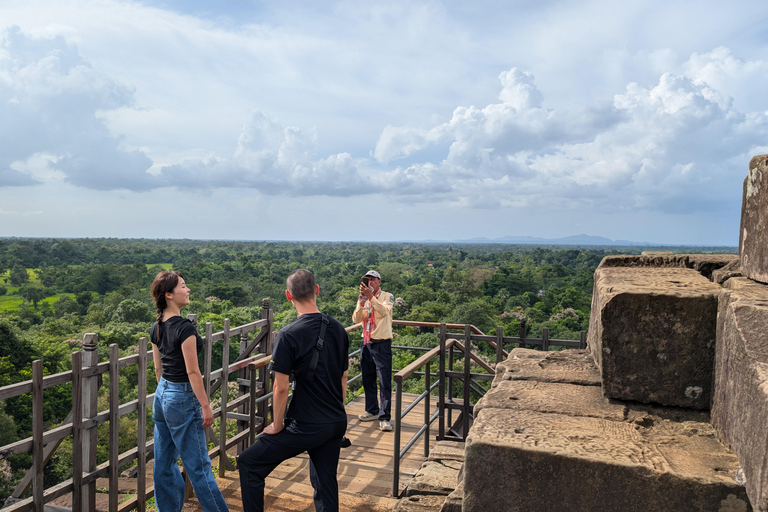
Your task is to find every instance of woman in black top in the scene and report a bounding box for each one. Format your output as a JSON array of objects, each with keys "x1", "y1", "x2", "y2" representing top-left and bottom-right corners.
[{"x1": 150, "y1": 271, "x2": 228, "y2": 512}]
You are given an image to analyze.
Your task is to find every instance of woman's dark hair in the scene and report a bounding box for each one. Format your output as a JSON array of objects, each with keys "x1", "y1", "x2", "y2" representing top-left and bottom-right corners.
[{"x1": 150, "y1": 271, "x2": 184, "y2": 341}]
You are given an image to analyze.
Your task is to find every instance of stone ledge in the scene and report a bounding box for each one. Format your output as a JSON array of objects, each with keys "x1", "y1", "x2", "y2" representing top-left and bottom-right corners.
[
  {"x1": 476, "y1": 379, "x2": 625, "y2": 420},
  {"x1": 463, "y1": 408, "x2": 749, "y2": 512},
  {"x1": 712, "y1": 277, "x2": 768, "y2": 511},
  {"x1": 597, "y1": 252, "x2": 738, "y2": 280},
  {"x1": 494, "y1": 348, "x2": 600, "y2": 387}
]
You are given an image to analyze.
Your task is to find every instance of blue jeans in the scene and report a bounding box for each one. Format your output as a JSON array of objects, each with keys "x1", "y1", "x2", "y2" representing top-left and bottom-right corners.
[{"x1": 153, "y1": 378, "x2": 229, "y2": 512}]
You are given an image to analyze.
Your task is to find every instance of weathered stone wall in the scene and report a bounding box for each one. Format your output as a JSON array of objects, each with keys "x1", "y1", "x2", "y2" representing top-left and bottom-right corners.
[
  {"x1": 740, "y1": 154, "x2": 768, "y2": 284},
  {"x1": 587, "y1": 266, "x2": 720, "y2": 409},
  {"x1": 712, "y1": 277, "x2": 768, "y2": 511},
  {"x1": 462, "y1": 348, "x2": 749, "y2": 512}
]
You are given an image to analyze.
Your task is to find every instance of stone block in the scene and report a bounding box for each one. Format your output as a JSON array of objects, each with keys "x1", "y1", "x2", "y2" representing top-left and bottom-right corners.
[
  {"x1": 713, "y1": 259, "x2": 743, "y2": 285},
  {"x1": 494, "y1": 348, "x2": 600, "y2": 388},
  {"x1": 597, "y1": 252, "x2": 738, "y2": 280},
  {"x1": 475, "y1": 379, "x2": 625, "y2": 420},
  {"x1": 712, "y1": 277, "x2": 768, "y2": 511},
  {"x1": 740, "y1": 154, "x2": 768, "y2": 284},
  {"x1": 442, "y1": 480, "x2": 463, "y2": 512},
  {"x1": 587, "y1": 267, "x2": 720, "y2": 409},
  {"x1": 463, "y1": 408, "x2": 749, "y2": 512},
  {"x1": 405, "y1": 459, "x2": 463, "y2": 497},
  {"x1": 393, "y1": 494, "x2": 446, "y2": 511}
]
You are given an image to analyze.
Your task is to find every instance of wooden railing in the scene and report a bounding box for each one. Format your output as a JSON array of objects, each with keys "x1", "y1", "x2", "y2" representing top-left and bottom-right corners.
[{"x1": 0, "y1": 299, "x2": 275, "y2": 512}]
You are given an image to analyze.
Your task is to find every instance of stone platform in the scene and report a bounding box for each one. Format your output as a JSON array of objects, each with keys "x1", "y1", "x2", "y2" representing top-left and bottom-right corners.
[{"x1": 461, "y1": 348, "x2": 750, "y2": 512}]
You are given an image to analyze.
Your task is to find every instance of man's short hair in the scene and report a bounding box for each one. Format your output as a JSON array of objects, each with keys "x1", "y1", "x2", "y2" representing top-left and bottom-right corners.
[{"x1": 287, "y1": 269, "x2": 316, "y2": 302}]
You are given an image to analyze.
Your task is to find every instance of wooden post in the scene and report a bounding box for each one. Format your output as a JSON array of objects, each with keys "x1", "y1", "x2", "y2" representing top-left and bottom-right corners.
[
  {"x1": 438, "y1": 323, "x2": 446, "y2": 441},
  {"x1": 32, "y1": 360, "x2": 43, "y2": 512},
  {"x1": 495, "y1": 326, "x2": 504, "y2": 364},
  {"x1": 542, "y1": 327, "x2": 549, "y2": 352},
  {"x1": 82, "y1": 333, "x2": 99, "y2": 512},
  {"x1": 519, "y1": 319, "x2": 527, "y2": 348},
  {"x1": 258, "y1": 299, "x2": 272, "y2": 427},
  {"x1": 238, "y1": 329, "x2": 249, "y2": 454},
  {"x1": 463, "y1": 325, "x2": 471, "y2": 440},
  {"x1": 137, "y1": 337, "x2": 148, "y2": 512},
  {"x1": 249, "y1": 367, "x2": 257, "y2": 446},
  {"x1": 580, "y1": 330, "x2": 587, "y2": 350},
  {"x1": 108, "y1": 344, "x2": 119, "y2": 512},
  {"x1": 424, "y1": 359, "x2": 430, "y2": 457},
  {"x1": 204, "y1": 322, "x2": 213, "y2": 397},
  {"x1": 72, "y1": 351, "x2": 83, "y2": 512},
  {"x1": 219, "y1": 318, "x2": 231, "y2": 478}
]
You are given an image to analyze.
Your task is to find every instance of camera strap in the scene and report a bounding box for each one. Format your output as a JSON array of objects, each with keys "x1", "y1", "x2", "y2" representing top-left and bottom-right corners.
[{"x1": 305, "y1": 313, "x2": 329, "y2": 382}]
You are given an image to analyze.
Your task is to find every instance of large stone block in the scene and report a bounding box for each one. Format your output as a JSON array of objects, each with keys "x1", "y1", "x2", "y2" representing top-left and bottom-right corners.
[
  {"x1": 493, "y1": 348, "x2": 600, "y2": 387},
  {"x1": 463, "y1": 408, "x2": 749, "y2": 512},
  {"x1": 587, "y1": 267, "x2": 720, "y2": 409},
  {"x1": 740, "y1": 154, "x2": 768, "y2": 284},
  {"x1": 712, "y1": 277, "x2": 768, "y2": 511},
  {"x1": 598, "y1": 252, "x2": 738, "y2": 280}
]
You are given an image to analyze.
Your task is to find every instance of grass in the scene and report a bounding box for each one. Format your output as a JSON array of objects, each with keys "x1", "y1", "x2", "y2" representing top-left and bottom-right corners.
[{"x1": 0, "y1": 264, "x2": 170, "y2": 313}]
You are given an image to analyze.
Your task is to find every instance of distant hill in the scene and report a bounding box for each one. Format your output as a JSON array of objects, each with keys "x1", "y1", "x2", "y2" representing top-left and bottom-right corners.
[{"x1": 451, "y1": 234, "x2": 653, "y2": 246}]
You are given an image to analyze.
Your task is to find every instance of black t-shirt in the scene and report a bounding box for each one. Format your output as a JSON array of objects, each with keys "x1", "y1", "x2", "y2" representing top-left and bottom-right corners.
[
  {"x1": 269, "y1": 313, "x2": 349, "y2": 424},
  {"x1": 150, "y1": 316, "x2": 203, "y2": 383}
]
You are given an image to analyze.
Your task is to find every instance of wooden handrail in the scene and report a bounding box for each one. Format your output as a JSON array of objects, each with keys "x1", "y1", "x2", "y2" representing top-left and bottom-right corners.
[{"x1": 394, "y1": 339, "x2": 456, "y2": 383}]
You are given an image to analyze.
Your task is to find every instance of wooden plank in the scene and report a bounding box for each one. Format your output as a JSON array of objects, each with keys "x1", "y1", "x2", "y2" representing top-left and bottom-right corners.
[
  {"x1": 218, "y1": 318, "x2": 230, "y2": 478},
  {"x1": 32, "y1": 360, "x2": 43, "y2": 512},
  {"x1": 109, "y1": 344, "x2": 119, "y2": 512},
  {"x1": 72, "y1": 351, "x2": 83, "y2": 512},
  {"x1": 136, "y1": 337, "x2": 147, "y2": 512}
]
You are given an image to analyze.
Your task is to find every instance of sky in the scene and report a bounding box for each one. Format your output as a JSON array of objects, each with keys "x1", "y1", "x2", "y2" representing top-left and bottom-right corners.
[{"x1": 1, "y1": 0, "x2": 767, "y2": 245}]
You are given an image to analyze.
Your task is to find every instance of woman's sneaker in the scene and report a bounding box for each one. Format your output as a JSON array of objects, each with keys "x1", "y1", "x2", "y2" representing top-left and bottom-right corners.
[
  {"x1": 379, "y1": 420, "x2": 392, "y2": 432},
  {"x1": 358, "y1": 412, "x2": 376, "y2": 421}
]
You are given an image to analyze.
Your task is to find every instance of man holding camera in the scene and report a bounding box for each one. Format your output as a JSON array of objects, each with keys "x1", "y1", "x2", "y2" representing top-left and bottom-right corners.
[
  {"x1": 352, "y1": 270, "x2": 395, "y2": 432},
  {"x1": 238, "y1": 269, "x2": 349, "y2": 512}
]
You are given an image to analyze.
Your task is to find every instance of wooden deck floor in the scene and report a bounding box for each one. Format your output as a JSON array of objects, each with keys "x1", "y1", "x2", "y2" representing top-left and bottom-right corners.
[{"x1": 184, "y1": 393, "x2": 438, "y2": 512}]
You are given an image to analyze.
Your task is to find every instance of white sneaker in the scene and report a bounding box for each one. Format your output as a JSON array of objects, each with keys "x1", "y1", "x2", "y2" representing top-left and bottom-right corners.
[
  {"x1": 358, "y1": 412, "x2": 376, "y2": 421},
  {"x1": 379, "y1": 420, "x2": 392, "y2": 432}
]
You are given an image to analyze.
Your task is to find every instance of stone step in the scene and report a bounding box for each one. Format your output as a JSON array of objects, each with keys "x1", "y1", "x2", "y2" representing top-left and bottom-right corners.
[{"x1": 395, "y1": 441, "x2": 466, "y2": 512}]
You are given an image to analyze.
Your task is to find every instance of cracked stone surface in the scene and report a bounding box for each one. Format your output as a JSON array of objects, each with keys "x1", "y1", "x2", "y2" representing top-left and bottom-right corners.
[
  {"x1": 464, "y1": 408, "x2": 749, "y2": 512},
  {"x1": 712, "y1": 277, "x2": 768, "y2": 511},
  {"x1": 493, "y1": 348, "x2": 600, "y2": 387}
]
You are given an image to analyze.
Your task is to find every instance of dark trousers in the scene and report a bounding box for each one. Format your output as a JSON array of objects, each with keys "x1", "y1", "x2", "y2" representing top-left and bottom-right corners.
[
  {"x1": 238, "y1": 418, "x2": 347, "y2": 512},
  {"x1": 361, "y1": 340, "x2": 392, "y2": 421}
]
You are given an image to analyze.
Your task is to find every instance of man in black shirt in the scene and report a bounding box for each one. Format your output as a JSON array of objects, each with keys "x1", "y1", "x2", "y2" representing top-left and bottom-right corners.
[{"x1": 238, "y1": 269, "x2": 349, "y2": 512}]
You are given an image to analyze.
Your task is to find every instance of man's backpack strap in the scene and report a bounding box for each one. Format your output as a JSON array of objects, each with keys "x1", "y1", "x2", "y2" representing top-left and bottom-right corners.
[{"x1": 305, "y1": 314, "x2": 329, "y2": 382}]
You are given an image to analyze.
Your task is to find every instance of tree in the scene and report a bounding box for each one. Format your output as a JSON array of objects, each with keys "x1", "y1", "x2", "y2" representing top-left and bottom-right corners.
[
  {"x1": 113, "y1": 299, "x2": 152, "y2": 324},
  {"x1": 20, "y1": 285, "x2": 46, "y2": 307},
  {"x1": 9, "y1": 264, "x2": 28, "y2": 287}
]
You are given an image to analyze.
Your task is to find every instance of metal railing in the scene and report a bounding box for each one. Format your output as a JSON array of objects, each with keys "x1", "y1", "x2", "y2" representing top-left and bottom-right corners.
[{"x1": 388, "y1": 320, "x2": 587, "y2": 496}]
